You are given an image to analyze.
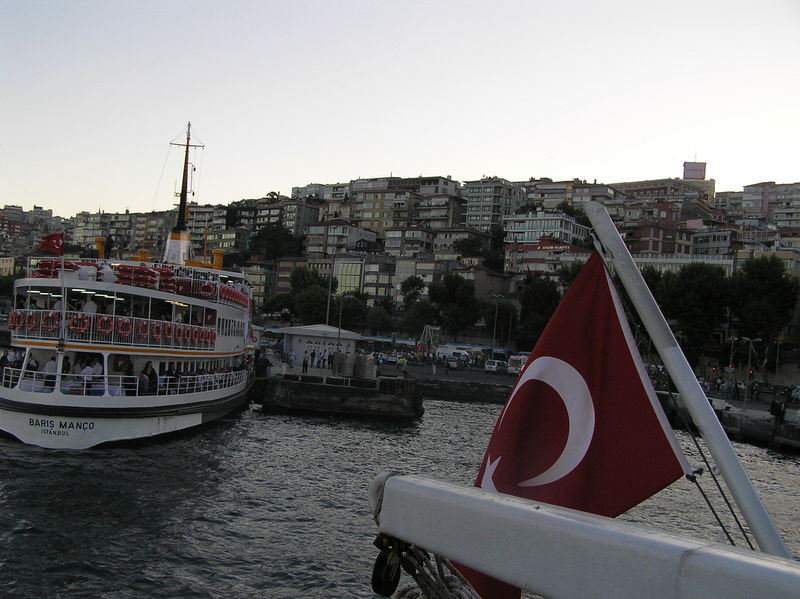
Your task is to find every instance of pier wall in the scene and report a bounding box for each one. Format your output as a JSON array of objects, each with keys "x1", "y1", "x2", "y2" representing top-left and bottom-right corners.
[{"x1": 256, "y1": 375, "x2": 423, "y2": 420}]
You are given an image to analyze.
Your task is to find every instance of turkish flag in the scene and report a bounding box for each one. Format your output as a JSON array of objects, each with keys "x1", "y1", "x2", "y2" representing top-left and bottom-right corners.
[
  {"x1": 40, "y1": 233, "x2": 64, "y2": 256},
  {"x1": 462, "y1": 251, "x2": 689, "y2": 599}
]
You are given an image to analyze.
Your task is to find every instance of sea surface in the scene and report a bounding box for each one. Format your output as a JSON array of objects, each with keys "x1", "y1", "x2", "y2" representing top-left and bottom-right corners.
[{"x1": 0, "y1": 400, "x2": 798, "y2": 598}]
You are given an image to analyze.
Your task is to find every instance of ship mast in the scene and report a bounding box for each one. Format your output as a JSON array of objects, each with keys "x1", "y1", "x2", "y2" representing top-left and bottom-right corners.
[
  {"x1": 162, "y1": 122, "x2": 204, "y2": 264},
  {"x1": 174, "y1": 122, "x2": 192, "y2": 233}
]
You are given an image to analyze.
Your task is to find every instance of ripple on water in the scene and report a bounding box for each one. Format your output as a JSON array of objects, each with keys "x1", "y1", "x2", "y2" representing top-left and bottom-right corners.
[{"x1": 0, "y1": 401, "x2": 797, "y2": 597}]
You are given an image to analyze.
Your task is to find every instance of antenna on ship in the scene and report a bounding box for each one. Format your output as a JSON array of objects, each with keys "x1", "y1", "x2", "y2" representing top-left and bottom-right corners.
[{"x1": 162, "y1": 122, "x2": 204, "y2": 265}]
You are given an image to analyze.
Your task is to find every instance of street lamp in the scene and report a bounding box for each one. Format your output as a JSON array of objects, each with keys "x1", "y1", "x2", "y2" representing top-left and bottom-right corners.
[
  {"x1": 490, "y1": 293, "x2": 503, "y2": 350},
  {"x1": 742, "y1": 336, "x2": 762, "y2": 407},
  {"x1": 325, "y1": 253, "x2": 336, "y2": 326}
]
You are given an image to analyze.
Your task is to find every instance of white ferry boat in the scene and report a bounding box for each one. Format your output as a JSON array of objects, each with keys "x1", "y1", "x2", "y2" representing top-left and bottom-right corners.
[{"x1": 0, "y1": 124, "x2": 255, "y2": 449}]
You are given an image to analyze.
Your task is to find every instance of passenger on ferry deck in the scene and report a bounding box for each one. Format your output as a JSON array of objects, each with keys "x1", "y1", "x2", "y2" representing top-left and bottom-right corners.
[
  {"x1": 83, "y1": 297, "x2": 97, "y2": 314},
  {"x1": 44, "y1": 356, "x2": 57, "y2": 388},
  {"x1": 144, "y1": 361, "x2": 157, "y2": 393},
  {"x1": 138, "y1": 369, "x2": 150, "y2": 395}
]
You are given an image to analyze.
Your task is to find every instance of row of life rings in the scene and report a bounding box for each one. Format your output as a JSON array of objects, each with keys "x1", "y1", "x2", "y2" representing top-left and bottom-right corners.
[
  {"x1": 8, "y1": 310, "x2": 60, "y2": 332},
  {"x1": 218, "y1": 284, "x2": 250, "y2": 308},
  {"x1": 9, "y1": 309, "x2": 218, "y2": 346},
  {"x1": 67, "y1": 314, "x2": 216, "y2": 345}
]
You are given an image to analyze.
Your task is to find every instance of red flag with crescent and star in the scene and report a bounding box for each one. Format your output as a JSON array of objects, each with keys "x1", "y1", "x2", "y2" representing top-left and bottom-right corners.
[
  {"x1": 40, "y1": 232, "x2": 64, "y2": 256},
  {"x1": 461, "y1": 251, "x2": 690, "y2": 599}
]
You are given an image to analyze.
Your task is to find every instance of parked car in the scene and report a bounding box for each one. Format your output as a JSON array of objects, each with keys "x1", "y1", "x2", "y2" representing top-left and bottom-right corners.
[{"x1": 484, "y1": 359, "x2": 507, "y2": 374}]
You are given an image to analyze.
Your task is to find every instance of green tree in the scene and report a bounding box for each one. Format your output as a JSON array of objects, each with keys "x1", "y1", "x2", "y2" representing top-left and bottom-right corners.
[
  {"x1": 366, "y1": 305, "x2": 393, "y2": 335},
  {"x1": 452, "y1": 237, "x2": 483, "y2": 257},
  {"x1": 0, "y1": 274, "x2": 14, "y2": 298},
  {"x1": 730, "y1": 255, "x2": 800, "y2": 346},
  {"x1": 289, "y1": 266, "x2": 336, "y2": 295},
  {"x1": 400, "y1": 299, "x2": 439, "y2": 339},
  {"x1": 262, "y1": 292, "x2": 293, "y2": 315},
  {"x1": 428, "y1": 273, "x2": 480, "y2": 339},
  {"x1": 249, "y1": 223, "x2": 303, "y2": 260},
  {"x1": 516, "y1": 275, "x2": 561, "y2": 349},
  {"x1": 481, "y1": 299, "x2": 517, "y2": 348},
  {"x1": 337, "y1": 294, "x2": 369, "y2": 331},
  {"x1": 400, "y1": 275, "x2": 425, "y2": 309},
  {"x1": 294, "y1": 285, "x2": 329, "y2": 325},
  {"x1": 286, "y1": 266, "x2": 337, "y2": 324},
  {"x1": 557, "y1": 260, "x2": 585, "y2": 290},
  {"x1": 660, "y1": 263, "x2": 730, "y2": 367},
  {"x1": 482, "y1": 224, "x2": 506, "y2": 272}
]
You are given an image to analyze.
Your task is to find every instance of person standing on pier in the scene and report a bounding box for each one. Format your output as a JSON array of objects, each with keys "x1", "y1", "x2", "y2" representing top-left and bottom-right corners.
[{"x1": 302, "y1": 351, "x2": 309, "y2": 374}]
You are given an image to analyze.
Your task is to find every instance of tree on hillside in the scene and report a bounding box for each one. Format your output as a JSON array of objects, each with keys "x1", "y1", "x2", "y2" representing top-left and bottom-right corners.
[
  {"x1": 249, "y1": 223, "x2": 303, "y2": 260},
  {"x1": 730, "y1": 255, "x2": 800, "y2": 348},
  {"x1": 400, "y1": 299, "x2": 439, "y2": 339},
  {"x1": 294, "y1": 285, "x2": 329, "y2": 325},
  {"x1": 660, "y1": 263, "x2": 730, "y2": 367},
  {"x1": 428, "y1": 273, "x2": 480, "y2": 340},
  {"x1": 516, "y1": 275, "x2": 561, "y2": 349},
  {"x1": 481, "y1": 299, "x2": 517, "y2": 348},
  {"x1": 367, "y1": 305, "x2": 393, "y2": 335},
  {"x1": 400, "y1": 275, "x2": 425, "y2": 309},
  {"x1": 557, "y1": 260, "x2": 585, "y2": 290},
  {"x1": 289, "y1": 266, "x2": 336, "y2": 296},
  {"x1": 452, "y1": 237, "x2": 483, "y2": 257},
  {"x1": 337, "y1": 294, "x2": 369, "y2": 331}
]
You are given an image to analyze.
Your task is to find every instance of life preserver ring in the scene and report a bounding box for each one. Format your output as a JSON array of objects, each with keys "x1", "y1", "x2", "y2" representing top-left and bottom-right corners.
[
  {"x1": 136, "y1": 320, "x2": 149, "y2": 338},
  {"x1": 209, "y1": 330, "x2": 216, "y2": 345},
  {"x1": 163, "y1": 322, "x2": 173, "y2": 339},
  {"x1": 25, "y1": 312, "x2": 39, "y2": 331},
  {"x1": 191, "y1": 327, "x2": 200, "y2": 343},
  {"x1": 7, "y1": 310, "x2": 18, "y2": 329},
  {"x1": 96, "y1": 315, "x2": 113, "y2": 335},
  {"x1": 42, "y1": 311, "x2": 60, "y2": 333},
  {"x1": 68, "y1": 314, "x2": 89, "y2": 334},
  {"x1": 117, "y1": 318, "x2": 132, "y2": 338},
  {"x1": 173, "y1": 323, "x2": 183, "y2": 342},
  {"x1": 151, "y1": 322, "x2": 162, "y2": 340},
  {"x1": 199, "y1": 281, "x2": 215, "y2": 298}
]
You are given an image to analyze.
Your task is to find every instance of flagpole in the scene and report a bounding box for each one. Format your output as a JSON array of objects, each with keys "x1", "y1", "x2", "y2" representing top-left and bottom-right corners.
[{"x1": 582, "y1": 201, "x2": 791, "y2": 559}]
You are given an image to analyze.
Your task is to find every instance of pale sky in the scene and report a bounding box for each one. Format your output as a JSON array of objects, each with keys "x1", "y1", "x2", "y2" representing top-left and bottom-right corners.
[{"x1": 2, "y1": 0, "x2": 798, "y2": 218}]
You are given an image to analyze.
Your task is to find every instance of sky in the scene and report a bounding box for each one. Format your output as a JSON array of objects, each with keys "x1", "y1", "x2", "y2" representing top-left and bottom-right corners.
[{"x1": 2, "y1": 0, "x2": 798, "y2": 218}]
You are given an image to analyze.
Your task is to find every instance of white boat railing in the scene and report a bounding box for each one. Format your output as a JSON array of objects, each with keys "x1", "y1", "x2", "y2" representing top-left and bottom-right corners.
[
  {"x1": 27, "y1": 258, "x2": 251, "y2": 309},
  {"x1": 1, "y1": 367, "x2": 249, "y2": 397},
  {"x1": 8, "y1": 310, "x2": 217, "y2": 350}
]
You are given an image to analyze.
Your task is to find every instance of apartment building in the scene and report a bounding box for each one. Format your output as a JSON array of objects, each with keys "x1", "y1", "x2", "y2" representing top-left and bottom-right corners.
[
  {"x1": 503, "y1": 210, "x2": 590, "y2": 245},
  {"x1": 384, "y1": 225, "x2": 435, "y2": 258},
  {"x1": 433, "y1": 227, "x2": 491, "y2": 261},
  {"x1": 304, "y1": 218, "x2": 377, "y2": 258},
  {"x1": 351, "y1": 188, "x2": 420, "y2": 236},
  {"x1": 462, "y1": 177, "x2": 525, "y2": 232}
]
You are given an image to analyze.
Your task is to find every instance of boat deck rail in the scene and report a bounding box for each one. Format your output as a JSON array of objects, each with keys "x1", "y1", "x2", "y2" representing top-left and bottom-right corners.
[
  {"x1": 2, "y1": 367, "x2": 249, "y2": 397},
  {"x1": 9, "y1": 309, "x2": 217, "y2": 351},
  {"x1": 25, "y1": 257, "x2": 250, "y2": 309}
]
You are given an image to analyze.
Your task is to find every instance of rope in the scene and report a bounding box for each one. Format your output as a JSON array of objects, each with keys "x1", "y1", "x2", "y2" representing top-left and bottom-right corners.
[
  {"x1": 667, "y1": 394, "x2": 756, "y2": 550},
  {"x1": 395, "y1": 546, "x2": 480, "y2": 599}
]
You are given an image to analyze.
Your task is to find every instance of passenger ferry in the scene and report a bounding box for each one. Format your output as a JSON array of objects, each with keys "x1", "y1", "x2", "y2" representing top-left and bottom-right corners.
[{"x1": 0, "y1": 124, "x2": 255, "y2": 449}]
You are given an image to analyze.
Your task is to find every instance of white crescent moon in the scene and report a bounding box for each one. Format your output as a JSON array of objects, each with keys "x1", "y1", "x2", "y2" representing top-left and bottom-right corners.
[{"x1": 502, "y1": 356, "x2": 595, "y2": 487}]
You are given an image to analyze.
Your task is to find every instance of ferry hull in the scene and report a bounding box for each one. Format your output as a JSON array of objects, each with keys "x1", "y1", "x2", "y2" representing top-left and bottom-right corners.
[{"x1": 0, "y1": 385, "x2": 252, "y2": 450}]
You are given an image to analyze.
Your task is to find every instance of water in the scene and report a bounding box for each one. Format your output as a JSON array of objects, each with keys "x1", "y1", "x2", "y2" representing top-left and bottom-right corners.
[{"x1": 0, "y1": 400, "x2": 798, "y2": 598}]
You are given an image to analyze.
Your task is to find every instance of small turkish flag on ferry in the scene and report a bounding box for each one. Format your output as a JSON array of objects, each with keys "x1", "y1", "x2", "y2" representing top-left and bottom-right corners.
[
  {"x1": 40, "y1": 232, "x2": 64, "y2": 256},
  {"x1": 462, "y1": 251, "x2": 689, "y2": 599}
]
